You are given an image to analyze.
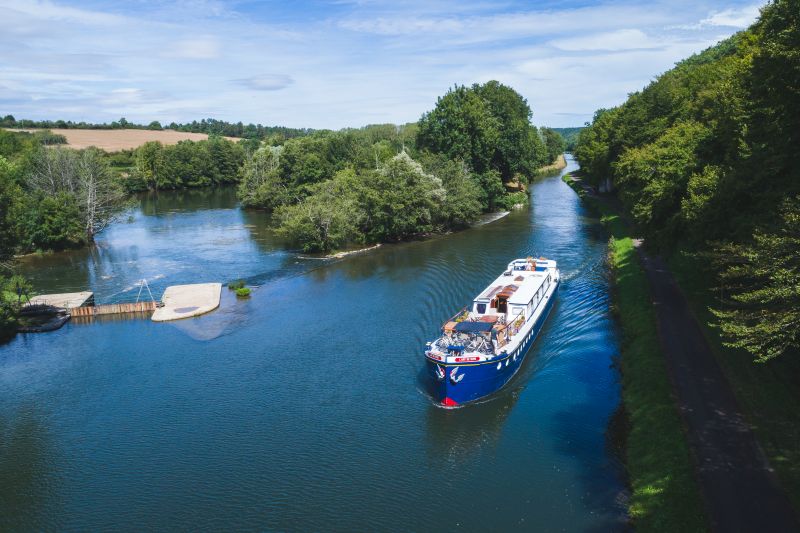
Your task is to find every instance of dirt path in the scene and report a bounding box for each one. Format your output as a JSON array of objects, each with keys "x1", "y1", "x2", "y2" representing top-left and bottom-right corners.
[{"x1": 637, "y1": 251, "x2": 799, "y2": 532}]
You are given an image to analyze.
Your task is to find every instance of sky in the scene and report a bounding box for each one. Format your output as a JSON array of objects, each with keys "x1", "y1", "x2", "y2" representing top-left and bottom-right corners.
[{"x1": 0, "y1": 0, "x2": 764, "y2": 129}]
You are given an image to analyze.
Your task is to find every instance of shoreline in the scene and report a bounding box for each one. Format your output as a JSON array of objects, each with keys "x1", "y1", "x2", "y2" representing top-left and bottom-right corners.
[{"x1": 562, "y1": 172, "x2": 707, "y2": 530}]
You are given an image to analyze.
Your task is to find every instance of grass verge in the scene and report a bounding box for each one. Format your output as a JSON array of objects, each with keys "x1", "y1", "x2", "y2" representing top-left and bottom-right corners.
[
  {"x1": 563, "y1": 173, "x2": 707, "y2": 531},
  {"x1": 669, "y1": 251, "x2": 800, "y2": 511}
]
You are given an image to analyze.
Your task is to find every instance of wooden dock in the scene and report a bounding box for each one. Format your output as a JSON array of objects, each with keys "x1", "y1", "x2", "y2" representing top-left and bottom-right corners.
[{"x1": 70, "y1": 301, "x2": 158, "y2": 317}]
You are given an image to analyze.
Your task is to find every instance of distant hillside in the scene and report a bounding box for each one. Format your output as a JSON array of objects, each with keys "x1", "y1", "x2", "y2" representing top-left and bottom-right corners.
[{"x1": 550, "y1": 127, "x2": 583, "y2": 151}]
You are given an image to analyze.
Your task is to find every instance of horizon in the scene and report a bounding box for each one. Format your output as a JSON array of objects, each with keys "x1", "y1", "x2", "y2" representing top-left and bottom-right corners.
[{"x1": 1, "y1": 0, "x2": 763, "y2": 129}]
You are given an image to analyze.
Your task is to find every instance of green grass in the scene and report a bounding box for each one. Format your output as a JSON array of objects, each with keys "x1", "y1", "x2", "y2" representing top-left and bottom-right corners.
[
  {"x1": 563, "y1": 174, "x2": 707, "y2": 531},
  {"x1": 669, "y1": 251, "x2": 800, "y2": 512}
]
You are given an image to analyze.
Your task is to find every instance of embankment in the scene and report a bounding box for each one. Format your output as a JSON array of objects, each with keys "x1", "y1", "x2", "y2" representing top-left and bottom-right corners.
[
  {"x1": 562, "y1": 173, "x2": 707, "y2": 531},
  {"x1": 534, "y1": 154, "x2": 567, "y2": 176}
]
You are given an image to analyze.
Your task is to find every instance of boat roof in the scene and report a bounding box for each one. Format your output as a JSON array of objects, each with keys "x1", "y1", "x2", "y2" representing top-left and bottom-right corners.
[
  {"x1": 508, "y1": 273, "x2": 547, "y2": 305},
  {"x1": 474, "y1": 258, "x2": 555, "y2": 305}
]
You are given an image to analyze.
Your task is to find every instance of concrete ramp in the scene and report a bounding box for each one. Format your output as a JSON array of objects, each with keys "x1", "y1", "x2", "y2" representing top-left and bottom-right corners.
[
  {"x1": 152, "y1": 283, "x2": 222, "y2": 322},
  {"x1": 29, "y1": 291, "x2": 94, "y2": 309}
]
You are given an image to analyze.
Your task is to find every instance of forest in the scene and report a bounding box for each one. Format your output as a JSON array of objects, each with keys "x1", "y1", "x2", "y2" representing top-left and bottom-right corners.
[{"x1": 574, "y1": 0, "x2": 798, "y2": 362}]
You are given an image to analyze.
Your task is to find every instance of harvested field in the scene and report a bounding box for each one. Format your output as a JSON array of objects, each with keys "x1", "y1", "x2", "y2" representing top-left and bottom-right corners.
[{"x1": 5, "y1": 128, "x2": 239, "y2": 151}]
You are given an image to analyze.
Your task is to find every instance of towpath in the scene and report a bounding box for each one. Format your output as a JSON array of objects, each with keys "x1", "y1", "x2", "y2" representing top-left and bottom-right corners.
[{"x1": 637, "y1": 251, "x2": 799, "y2": 532}]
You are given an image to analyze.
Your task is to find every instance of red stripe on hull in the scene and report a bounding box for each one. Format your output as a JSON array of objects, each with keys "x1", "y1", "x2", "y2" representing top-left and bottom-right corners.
[{"x1": 443, "y1": 397, "x2": 459, "y2": 407}]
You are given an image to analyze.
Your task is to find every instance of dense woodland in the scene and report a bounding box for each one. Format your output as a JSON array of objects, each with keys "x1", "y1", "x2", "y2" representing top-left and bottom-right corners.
[
  {"x1": 0, "y1": 81, "x2": 563, "y2": 338},
  {"x1": 574, "y1": 0, "x2": 798, "y2": 361}
]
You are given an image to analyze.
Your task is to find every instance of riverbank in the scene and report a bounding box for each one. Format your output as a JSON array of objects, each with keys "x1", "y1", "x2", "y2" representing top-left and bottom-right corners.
[
  {"x1": 534, "y1": 154, "x2": 567, "y2": 176},
  {"x1": 562, "y1": 173, "x2": 707, "y2": 530}
]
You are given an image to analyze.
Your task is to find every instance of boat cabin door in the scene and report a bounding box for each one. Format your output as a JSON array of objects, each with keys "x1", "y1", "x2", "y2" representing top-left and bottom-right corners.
[{"x1": 497, "y1": 296, "x2": 508, "y2": 314}]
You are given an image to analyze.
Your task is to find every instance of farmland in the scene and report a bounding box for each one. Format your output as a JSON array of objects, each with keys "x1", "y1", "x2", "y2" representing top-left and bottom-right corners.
[{"x1": 5, "y1": 128, "x2": 237, "y2": 152}]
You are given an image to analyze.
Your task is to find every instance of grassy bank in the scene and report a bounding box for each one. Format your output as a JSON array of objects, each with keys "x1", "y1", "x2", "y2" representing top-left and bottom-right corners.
[
  {"x1": 669, "y1": 252, "x2": 800, "y2": 511},
  {"x1": 563, "y1": 174, "x2": 707, "y2": 531},
  {"x1": 533, "y1": 154, "x2": 567, "y2": 177}
]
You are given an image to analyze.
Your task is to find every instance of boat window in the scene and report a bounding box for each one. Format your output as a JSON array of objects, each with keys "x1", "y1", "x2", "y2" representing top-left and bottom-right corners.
[{"x1": 476, "y1": 303, "x2": 486, "y2": 314}]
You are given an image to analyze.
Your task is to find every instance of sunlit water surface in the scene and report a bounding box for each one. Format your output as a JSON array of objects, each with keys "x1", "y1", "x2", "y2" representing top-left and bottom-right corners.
[{"x1": 1, "y1": 156, "x2": 628, "y2": 531}]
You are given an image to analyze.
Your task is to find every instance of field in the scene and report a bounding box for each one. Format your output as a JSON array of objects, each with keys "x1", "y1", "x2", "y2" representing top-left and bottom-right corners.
[{"x1": 5, "y1": 128, "x2": 238, "y2": 151}]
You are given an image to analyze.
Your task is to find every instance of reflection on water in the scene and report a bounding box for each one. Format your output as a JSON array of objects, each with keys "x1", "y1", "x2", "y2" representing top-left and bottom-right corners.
[{"x1": 1, "y1": 157, "x2": 629, "y2": 530}]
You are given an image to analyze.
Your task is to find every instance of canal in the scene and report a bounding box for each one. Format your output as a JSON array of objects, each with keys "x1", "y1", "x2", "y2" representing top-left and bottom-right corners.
[{"x1": 1, "y1": 156, "x2": 628, "y2": 530}]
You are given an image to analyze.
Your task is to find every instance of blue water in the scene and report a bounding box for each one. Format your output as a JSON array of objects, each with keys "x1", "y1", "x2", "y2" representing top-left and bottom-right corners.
[{"x1": 1, "y1": 156, "x2": 628, "y2": 530}]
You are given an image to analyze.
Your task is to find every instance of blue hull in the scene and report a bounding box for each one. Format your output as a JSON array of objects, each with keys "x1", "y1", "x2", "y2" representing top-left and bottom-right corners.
[{"x1": 425, "y1": 281, "x2": 558, "y2": 406}]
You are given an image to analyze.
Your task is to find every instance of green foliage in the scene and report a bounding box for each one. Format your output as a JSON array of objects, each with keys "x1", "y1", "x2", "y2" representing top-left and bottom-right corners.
[
  {"x1": 228, "y1": 279, "x2": 246, "y2": 290},
  {"x1": 15, "y1": 192, "x2": 85, "y2": 251},
  {"x1": 237, "y1": 146, "x2": 287, "y2": 210},
  {"x1": 275, "y1": 169, "x2": 363, "y2": 253},
  {"x1": 147, "y1": 121, "x2": 163, "y2": 130},
  {"x1": 574, "y1": 0, "x2": 800, "y2": 360},
  {"x1": 494, "y1": 191, "x2": 529, "y2": 211},
  {"x1": 709, "y1": 197, "x2": 800, "y2": 362},
  {"x1": 31, "y1": 130, "x2": 67, "y2": 146},
  {"x1": 540, "y1": 127, "x2": 566, "y2": 164},
  {"x1": 551, "y1": 127, "x2": 583, "y2": 151},
  {"x1": 235, "y1": 287, "x2": 251, "y2": 298},
  {"x1": 0, "y1": 156, "x2": 19, "y2": 260},
  {"x1": 417, "y1": 81, "x2": 548, "y2": 182},
  {"x1": 130, "y1": 137, "x2": 244, "y2": 190},
  {"x1": 275, "y1": 152, "x2": 475, "y2": 253}
]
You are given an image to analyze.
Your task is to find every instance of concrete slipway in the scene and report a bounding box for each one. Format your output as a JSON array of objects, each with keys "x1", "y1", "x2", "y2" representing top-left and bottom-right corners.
[{"x1": 151, "y1": 283, "x2": 222, "y2": 322}]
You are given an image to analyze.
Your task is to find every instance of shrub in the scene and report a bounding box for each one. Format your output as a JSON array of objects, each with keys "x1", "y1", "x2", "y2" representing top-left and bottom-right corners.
[{"x1": 228, "y1": 279, "x2": 246, "y2": 290}]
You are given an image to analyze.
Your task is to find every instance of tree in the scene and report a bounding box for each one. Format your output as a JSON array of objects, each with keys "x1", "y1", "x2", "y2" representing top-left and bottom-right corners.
[
  {"x1": 147, "y1": 120, "x2": 163, "y2": 130},
  {"x1": 28, "y1": 147, "x2": 128, "y2": 243},
  {"x1": 275, "y1": 169, "x2": 362, "y2": 253},
  {"x1": 238, "y1": 146, "x2": 288, "y2": 210},
  {"x1": 75, "y1": 148, "x2": 128, "y2": 241},
  {"x1": 0, "y1": 157, "x2": 19, "y2": 261},
  {"x1": 710, "y1": 197, "x2": 800, "y2": 362},
  {"x1": 135, "y1": 141, "x2": 165, "y2": 190},
  {"x1": 541, "y1": 127, "x2": 566, "y2": 164},
  {"x1": 417, "y1": 84, "x2": 500, "y2": 177},
  {"x1": 417, "y1": 81, "x2": 546, "y2": 184},
  {"x1": 361, "y1": 151, "x2": 445, "y2": 242}
]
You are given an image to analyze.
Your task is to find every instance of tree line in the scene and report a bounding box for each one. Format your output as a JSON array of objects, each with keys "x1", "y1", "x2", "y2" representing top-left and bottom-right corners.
[{"x1": 573, "y1": 0, "x2": 799, "y2": 362}]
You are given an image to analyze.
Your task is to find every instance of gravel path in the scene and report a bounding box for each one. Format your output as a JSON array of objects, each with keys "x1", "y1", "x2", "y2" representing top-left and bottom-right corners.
[{"x1": 637, "y1": 251, "x2": 799, "y2": 532}]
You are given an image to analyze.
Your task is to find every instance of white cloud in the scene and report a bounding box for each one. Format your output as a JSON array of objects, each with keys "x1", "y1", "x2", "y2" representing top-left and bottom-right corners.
[
  {"x1": 702, "y1": 4, "x2": 761, "y2": 27},
  {"x1": 167, "y1": 38, "x2": 222, "y2": 59},
  {"x1": 0, "y1": 0, "x2": 127, "y2": 26},
  {"x1": 549, "y1": 29, "x2": 658, "y2": 52}
]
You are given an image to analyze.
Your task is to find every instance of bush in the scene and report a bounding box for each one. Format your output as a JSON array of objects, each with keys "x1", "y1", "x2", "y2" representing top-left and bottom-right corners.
[
  {"x1": 495, "y1": 191, "x2": 529, "y2": 210},
  {"x1": 228, "y1": 279, "x2": 246, "y2": 290}
]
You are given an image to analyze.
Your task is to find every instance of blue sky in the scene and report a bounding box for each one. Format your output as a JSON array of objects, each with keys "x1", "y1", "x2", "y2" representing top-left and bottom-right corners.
[{"x1": 0, "y1": 0, "x2": 763, "y2": 129}]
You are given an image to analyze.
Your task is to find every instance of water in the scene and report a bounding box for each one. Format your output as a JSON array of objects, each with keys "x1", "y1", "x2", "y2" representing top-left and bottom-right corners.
[{"x1": 1, "y1": 156, "x2": 628, "y2": 531}]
